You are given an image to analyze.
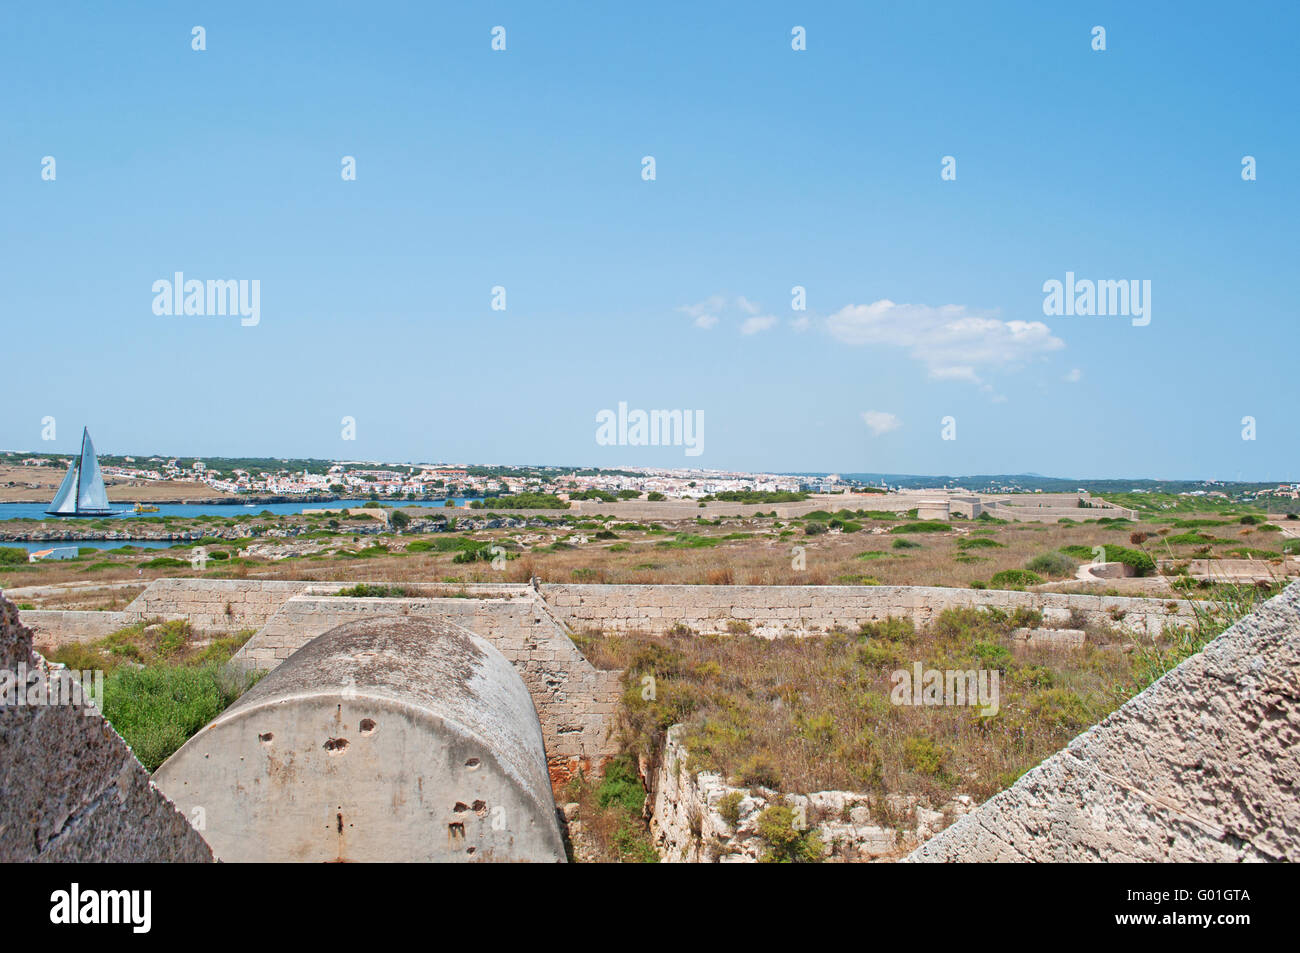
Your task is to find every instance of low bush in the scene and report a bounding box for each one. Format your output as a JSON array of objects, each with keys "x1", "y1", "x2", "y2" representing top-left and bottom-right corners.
[
  {"x1": 989, "y1": 569, "x2": 1043, "y2": 590},
  {"x1": 1025, "y1": 551, "x2": 1077, "y2": 578},
  {"x1": 890, "y1": 521, "x2": 951, "y2": 534}
]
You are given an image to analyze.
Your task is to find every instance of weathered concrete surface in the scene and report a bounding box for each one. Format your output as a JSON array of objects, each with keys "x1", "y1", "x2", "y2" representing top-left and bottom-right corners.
[
  {"x1": 155, "y1": 615, "x2": 566, "y2": 862},
  {"x1": 228, "y1": 588, "x2": 622, "y2": 775},
  {"x1": 908, "y1": 581, "x2": 1300, "y2": 862},
  {"x1": 0, "y1": 596, "x2": 212, "y2": 862}
]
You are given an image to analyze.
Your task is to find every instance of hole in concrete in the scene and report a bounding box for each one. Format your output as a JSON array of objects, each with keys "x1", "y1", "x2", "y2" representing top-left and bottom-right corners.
[
  {"x1": 359, "y1": 718, "x2": 376, "y2": 734},
  {"x1": 447, "y1": 822, "x2": 465, "y2": 841},
  {"x1": 464, "y1": 758, "x2": 480, "y2": 769},
  {"x1": 466, "y1": 847, "x2": 476, "y2": 855},
  {"x1": 453, "y1": 802, "x2": 469, "y2": 814},
  {"x1": 472, "y1": 800, "x2": 487, "y2": 816},
  {"x1": 323, "y1": 737, "x2": 349, "y2": 753},
  {"x1": 258, "y1": 732, "x2": 273, "y2": 743},
  {"x1": 337, "y1": 812, "x2": 344, "y2": 834}
]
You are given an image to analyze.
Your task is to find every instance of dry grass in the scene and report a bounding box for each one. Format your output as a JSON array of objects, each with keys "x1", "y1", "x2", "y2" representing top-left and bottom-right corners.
[
  {"x1": 4, "y1": 508, "x2": 1293, "y2": 598},
  {"x1": 571, "y1": 606, "x2": 1206, "y2": 807}
]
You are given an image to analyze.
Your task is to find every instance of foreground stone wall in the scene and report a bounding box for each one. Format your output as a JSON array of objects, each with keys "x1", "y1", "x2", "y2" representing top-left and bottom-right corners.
[
  {"x1": 543, "y1": 584, "x2": 1194, "y2": 639},
  {"x1": 907, "y1": 581, "x2": 1300, "y2": 862},
  {"x1": 0, "y1": 597, "x2": 212, "y2": 862}
]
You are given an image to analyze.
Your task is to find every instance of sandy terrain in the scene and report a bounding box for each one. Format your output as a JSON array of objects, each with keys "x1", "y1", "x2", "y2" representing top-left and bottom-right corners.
[{"x1": 0, "y1": 465, "x2": 235, "y2": 502}]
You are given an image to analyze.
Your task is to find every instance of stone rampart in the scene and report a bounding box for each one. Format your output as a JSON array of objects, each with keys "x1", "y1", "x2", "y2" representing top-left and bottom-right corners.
[
  {"x1": 0, "y1": 596, "x2": 213, "y2": 862},
  {"x1": 542, "y1": 583, "x2": 1194, "y2": 640}
]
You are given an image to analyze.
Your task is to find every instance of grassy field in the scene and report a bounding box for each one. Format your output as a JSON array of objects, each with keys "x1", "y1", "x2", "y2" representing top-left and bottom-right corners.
[
  {"x1": 564, "y1": 579, "x2": 1276, "y2": 860},
  {"x1": 5, "y1": 503, "x2": 1296, "y2": 599}
]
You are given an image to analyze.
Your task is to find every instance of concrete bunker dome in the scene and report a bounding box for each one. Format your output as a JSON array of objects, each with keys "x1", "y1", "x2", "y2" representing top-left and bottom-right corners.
[{"x1": 154, "y1": 615, "x2": 565, "y2": 862}]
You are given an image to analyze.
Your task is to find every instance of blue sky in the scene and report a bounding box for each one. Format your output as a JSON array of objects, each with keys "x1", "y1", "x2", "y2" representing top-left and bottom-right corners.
[{"x1": 2, "y1": 2, "x2": 1296, "y2": 480}]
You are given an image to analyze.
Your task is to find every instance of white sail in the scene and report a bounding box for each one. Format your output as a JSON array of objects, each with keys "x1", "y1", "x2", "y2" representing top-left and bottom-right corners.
[
  {"x1": 47, "y1": 460, "x2": 79, "y2": 514},
  {"x1": 76, "y1": 428, "x2": 111, "y2": 513}
]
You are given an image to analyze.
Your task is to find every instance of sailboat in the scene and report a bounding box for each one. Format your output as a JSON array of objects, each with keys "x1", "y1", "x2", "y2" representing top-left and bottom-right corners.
[{"x1": 46, "y1": 427, "x2": 119, "y2": 517}]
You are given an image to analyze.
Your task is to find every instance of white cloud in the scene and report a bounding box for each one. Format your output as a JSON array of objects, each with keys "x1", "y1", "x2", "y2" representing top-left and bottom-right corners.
[
  {"x1": 677, "y1": 294, "x2": 784, "y2": 334},
  {"x1": 1064, "y1": 367, "x2": 1083, "y2": 383},
  {"x1": 677, "y1": 295, "x2": 726, "y2": 331},
  {"x1": 826, "y1": 299, "x2": 1064, "y2": 383},
  {"x1": 790, "y1": 315, "x2": 811, "y2": 332},
  {"x1": 861, "y1": 410, "x2": 901, "y2": 436}
]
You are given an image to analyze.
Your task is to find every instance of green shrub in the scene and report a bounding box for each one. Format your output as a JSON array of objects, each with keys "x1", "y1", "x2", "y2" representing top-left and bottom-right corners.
[
  {"x1": 989, "y1": 569, "x2": 1043, "y2": 590},
  {"x1": 902, "y1": 735, "x2": 947, "y2": 776},
  {"x1": 858, "y1": 616, "x2": 915, "y2": 643},
  {"x1": 0, "y1": 547, "x2": 30, "y2": 564},
  {"x1": 1166, "y1": 532, "x2": 1221, "y2": 545},
  {"x1": 1025, "y1": 551, "x2": 1076, "y2": 577},
  {"x1": 756, "y1": 806, "x2": 824, "y2": 863},
  {"x1": 1027, "y1": 688, "x2": 1092, "y2": 732},
  {"x1": 717, "y1": 791, "x2": 745, "y2": 828},
  {"x1": 890, "y1": 521, "x2": 951, "y2": 534},
  {"x1": 336, "y1": 583, "x2": 412, "y2": 598},
  {"x1": 101, "y1": 663, "x2": 257, "y2": 771},
  {"x1": 596, "y1": 755, "x2": 646, "y2": 814},
  {"x1": 957, "y1": 537, "x2": 1004, "y2": 550}
]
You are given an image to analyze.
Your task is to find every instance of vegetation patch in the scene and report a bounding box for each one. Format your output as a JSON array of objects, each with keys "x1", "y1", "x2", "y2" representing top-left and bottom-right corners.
[
  {"x1": 889, "y1": 521, "x2": 952, "y2": 534},
  {"x1": 50, "y1": 621, "x2": 259, "y2": 771}
]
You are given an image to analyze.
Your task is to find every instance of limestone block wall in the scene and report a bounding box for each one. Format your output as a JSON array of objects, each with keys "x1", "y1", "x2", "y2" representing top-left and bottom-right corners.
[
  {"x1": 541, "y1": 584, "x2": 1194, "y2": 640},
  {"x1": 0, "y1": 597, "x2": 213, "y2": 862},
  {"x1": 229, "y1": 590, "x2": 621, "y2": 772},
  {"x1": 125, "y1": 578, "x2": 314, "y2": 631},
  {"x1": 907, "y1": 580, "x2": 1300, "y2": 862},
  {"x1": 21, "y1": 609, "x2": 136, "y2": 650}
]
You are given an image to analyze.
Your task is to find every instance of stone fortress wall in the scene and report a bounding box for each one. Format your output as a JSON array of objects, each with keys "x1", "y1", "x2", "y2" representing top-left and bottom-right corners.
[
  {"x1": 541, "y1": 583, "x2": 1192, "y2": 639},
  {"x1": 0, "y1": 596, "x2": 212, "y2": 862},
  {"x1": 4, "y1": 571, "x2": 1294, "y2": 863},
  {"x1": 17, "y1": 577, "x2": 1197, "y2": 784}
]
